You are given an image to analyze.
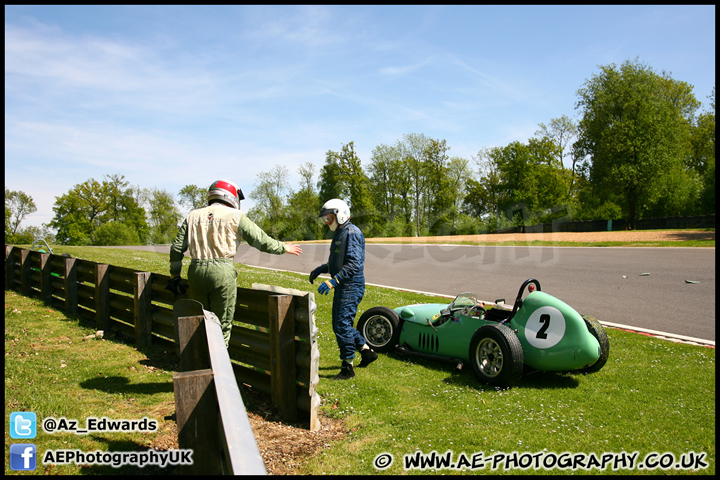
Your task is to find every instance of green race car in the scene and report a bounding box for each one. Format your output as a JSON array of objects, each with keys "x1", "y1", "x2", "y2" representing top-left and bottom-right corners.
[{"x1": 357, "y1": 278, "x2": 609, "y2": 387}]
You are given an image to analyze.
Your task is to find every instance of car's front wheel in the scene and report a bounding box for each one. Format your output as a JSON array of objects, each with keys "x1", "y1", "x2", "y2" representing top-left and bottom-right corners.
[
  {"x1": 357, "y1": 307, "x2": 402, "y2": 353},
  {"x1": 469, "y1": 324, "x2": 524, "y2": 387}
]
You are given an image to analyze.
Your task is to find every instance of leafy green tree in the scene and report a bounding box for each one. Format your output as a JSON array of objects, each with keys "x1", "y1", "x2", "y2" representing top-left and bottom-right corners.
[
  {"x1": 400, "y1": 133, "x2": 433, "y2": 235},
  {"x1": 689, "y1": 87, "x2": 715, "y2": 214},
  {"x1": 178, "y1": 184, "x2": 207, "y2": 213},
  {"x1": 248, "y1": 165, "x2": 290, "y2": 238},
  {"x1": 536, "y1": 115, "x2": 579, "y2": 194},
  {"x1": 102, "y1": 174, "x2": 148, "y2": 243},
  {"x1": 368, "y1": 143, "x2": 402, "y2": 222},
  {"x1": 486, "y1": 138, "x2": 568, "y2": 225},
  {"x1": 368, "y1": 141, "x2": 414, "y2": 236},
  {"x1": 335, "y1": 142, "x2": 378, "y2": 235},
  {"x1": 50, "y1": 175, "x2": 148, "y2": 245},
  {"x1": 424, "y1": 139, "x2": 454, "y2": 235},
  {"x1": 50, "y1": 179, "x2": 105, "y2": 245},
  {"x1": 92, "y1": 220, "x2": 141, "y2": 246},
  {"x1": 284, "y1": 162, "x2": 322, "y2": 240},
  {"x1": 146, "y1": 188, "x2": 181, "y2": 244},
  {"x1": 318, "y1": 149, "x2": 347, "y2": 205},
  {"x1": 575, "y1": 58, "x2": 700, "y2": 228},
  {"x1": 5, "y1": 188, "x2": 37, "y2": 239}
]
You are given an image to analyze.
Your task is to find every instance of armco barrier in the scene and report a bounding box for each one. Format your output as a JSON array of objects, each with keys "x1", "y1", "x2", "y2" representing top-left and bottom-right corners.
[{"x1": 4, "y1": 245, "x2": 320, "y2": 431}]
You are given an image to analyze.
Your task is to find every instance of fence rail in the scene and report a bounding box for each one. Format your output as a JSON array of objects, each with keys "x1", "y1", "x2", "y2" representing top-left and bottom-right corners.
[{"x1": 5, "y1": 245, "x2": 322, "y2": 472}]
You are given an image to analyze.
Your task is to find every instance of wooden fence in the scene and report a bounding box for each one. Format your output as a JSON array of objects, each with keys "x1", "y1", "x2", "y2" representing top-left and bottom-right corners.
[
  {"x1": 4, "y1": 245, "x2": 321, "y2": 432},
  {"x1": 173, "y1": 299, "x2": 267, "y2": 475}
]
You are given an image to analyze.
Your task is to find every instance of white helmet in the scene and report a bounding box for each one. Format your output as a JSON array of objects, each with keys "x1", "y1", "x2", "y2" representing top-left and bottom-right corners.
[
  {"x1": 319, "y1": 198, "x2": 351, "y2": 226},
  {"x1": 208, "y1": 179, "x2": 244, "y2": 209}
]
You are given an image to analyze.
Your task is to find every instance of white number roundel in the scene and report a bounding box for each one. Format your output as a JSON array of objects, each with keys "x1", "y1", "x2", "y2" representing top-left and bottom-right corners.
[{"x1": 525, "y1": 306, "x2": 566, "y2": 349}]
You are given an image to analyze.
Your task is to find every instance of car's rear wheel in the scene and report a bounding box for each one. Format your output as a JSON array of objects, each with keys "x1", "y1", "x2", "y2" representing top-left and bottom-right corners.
[
  {"x1": 357, "y1": 307, "x2": 401, "y2": 353},
  {"x1": 581, "y1": 315, "x2": 610, "y2": 373},
  {"x1": 469, "y1": 324, "x2": 524, "y2": 387}
]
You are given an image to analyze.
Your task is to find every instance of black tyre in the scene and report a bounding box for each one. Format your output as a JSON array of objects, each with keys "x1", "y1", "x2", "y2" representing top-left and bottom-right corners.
[
  {"x1": 357, "y1": 307, "x2": 402, "y2": 353},
  {"x1": 581, "y1": 315, "x2": 610, "y2": 373},
  {"x1": 469, "y1": 324, "x2": 524, "y2": 387}
]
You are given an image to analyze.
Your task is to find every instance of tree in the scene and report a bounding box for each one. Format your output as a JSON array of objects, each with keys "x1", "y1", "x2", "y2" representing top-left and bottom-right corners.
[
  {"x1": 285, "y1": 162, "x2": 322, "y2": 240},
  {"x1": 49, "y1": 175, "x2": 148, "y2": 245},
  {"x1": 575, "y1": 58, "x2": 700, "y2": 228},
  {"x1": 400, "y1": 133, "x2": 432, "y2": 235},
  {"x1": 92, "y1": 220, "x2": 141, "y2": 246},
  {"x1": 318, "y1": 150, "x2": 347, "y2": 204},
  {"x1": 248, "y1": 165, "x2": 291, "y2": 238},
  {"x1": 50, "y1": 179, "x2": 106, "y2": 245},
  {"x1": 5, "y1": 188, "x2": 37, "y2": 237},
  {"x1": 102, "y1": 174, "x2": 148, "y2": 243},
  {"x1": 535, "y1": 115, "x2": 579, "y2": 193},
  {"x1": 145, "y1": 188, "x2": 181, "y2": 244},
  {"x1": 336, "y1": 142, "x2": 377, "y2": 232},
  {"x1": 423, "y1": 139, "x2": 454, "y2": 235},
  {"x1": 178, "y1": 184, "x2": 207, "y2": 213},
  {"x1": 689, "y1": 87, "x2": 715, "y2": 214}
]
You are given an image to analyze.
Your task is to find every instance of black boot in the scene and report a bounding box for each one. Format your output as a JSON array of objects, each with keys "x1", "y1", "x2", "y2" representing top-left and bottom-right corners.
[
  {"x1": 333, "y1": 361, "x2": 355, "y2": 380},
  {"x1": 358, "y1": 348, "x2": 378, "y2": 368}
]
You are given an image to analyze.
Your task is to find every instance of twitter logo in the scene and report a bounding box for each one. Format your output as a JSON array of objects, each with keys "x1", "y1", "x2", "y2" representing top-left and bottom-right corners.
[{"x1": 10, "y1": 412, "x2": 37, "y2": 439}]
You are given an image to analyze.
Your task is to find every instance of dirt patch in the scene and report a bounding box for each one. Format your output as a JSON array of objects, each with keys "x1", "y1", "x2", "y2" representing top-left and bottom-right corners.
[
  {"x1": 248, "y1": 411, "x2": 347, "y2": 475},
  {"x1": 364, "y1": 229, "x2": 714, "y2": 244},
  {"x1": 242, "y1": 385, "x2": 347, "y2": 475},
  {"x1": 152, "y1": 385, "x2": 346, "y2": 475}
]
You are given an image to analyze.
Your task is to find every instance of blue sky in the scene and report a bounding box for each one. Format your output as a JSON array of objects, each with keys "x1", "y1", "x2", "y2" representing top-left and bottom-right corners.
[{"x1": 5, "y1": 5, "x2": 716, "y2": 229}]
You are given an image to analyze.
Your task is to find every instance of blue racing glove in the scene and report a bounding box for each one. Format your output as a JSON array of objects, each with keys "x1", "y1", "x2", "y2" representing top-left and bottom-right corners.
[
  {"x1": 309, "y1": 266, "x2": 325, "y2": 284},
  {"x1": 318, "y1": 273, "x2": 343, "y2": 295}
]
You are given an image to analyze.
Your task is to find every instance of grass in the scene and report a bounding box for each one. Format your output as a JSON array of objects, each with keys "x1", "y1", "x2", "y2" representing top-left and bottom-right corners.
[
  {"x1": 5, "y1": 244, "x2": 716, "y2": 475},
  {"x1": 4, "y1": 291, "x2": 179, "y2": 475}
]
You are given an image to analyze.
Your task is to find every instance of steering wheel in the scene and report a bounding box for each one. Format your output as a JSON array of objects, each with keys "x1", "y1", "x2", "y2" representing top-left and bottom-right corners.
[{"x1": 503, "y1": 278, "x2": 541, "y2": 324}]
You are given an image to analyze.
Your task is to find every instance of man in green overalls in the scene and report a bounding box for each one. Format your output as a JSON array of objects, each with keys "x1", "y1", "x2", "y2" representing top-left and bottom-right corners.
[{"x1": 168, "y1": 179, "x2": 302, "y2": 347}]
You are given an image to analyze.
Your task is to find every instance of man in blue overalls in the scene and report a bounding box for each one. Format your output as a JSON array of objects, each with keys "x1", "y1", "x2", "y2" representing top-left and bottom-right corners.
[{"x1": 310, "y1": 199, "x2": 377, "y2": 380}]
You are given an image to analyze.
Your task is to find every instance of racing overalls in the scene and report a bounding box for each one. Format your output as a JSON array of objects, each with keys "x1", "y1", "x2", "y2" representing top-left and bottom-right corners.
[
  {"x1": 316, "y1": 220, "x2": 367, "y2": 361},
  {"x1": 170, "y1": 203, "x2": 288, "y2": 347}
]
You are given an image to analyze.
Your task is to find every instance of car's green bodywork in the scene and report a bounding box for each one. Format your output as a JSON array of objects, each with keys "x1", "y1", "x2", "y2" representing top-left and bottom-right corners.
[{"x1": 394, "y1": 290, "x2": 601, "y2": 372}]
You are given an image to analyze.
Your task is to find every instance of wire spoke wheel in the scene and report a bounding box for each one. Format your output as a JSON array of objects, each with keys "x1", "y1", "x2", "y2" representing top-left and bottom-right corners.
[
  {"x1": 357, "y1": 306, "x2": 401, "y2": 353},
  {"x1": 476, "y1": 337, "x2": 504, "y2": 378},
  {"x1": 469, "y1": 324, "x2": 524, "y2": 387},
  {"x1": 364, "y1": 315, "x2": 393, "y2": 347}
]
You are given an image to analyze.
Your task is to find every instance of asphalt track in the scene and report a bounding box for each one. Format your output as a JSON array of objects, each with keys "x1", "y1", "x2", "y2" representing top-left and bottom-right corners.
[
  {"x1": 125, "y1": 243, "x2": 715, "y2": 344},
  {"x1": 231, "y1": 243, "x2": 715, "y2": 344}
]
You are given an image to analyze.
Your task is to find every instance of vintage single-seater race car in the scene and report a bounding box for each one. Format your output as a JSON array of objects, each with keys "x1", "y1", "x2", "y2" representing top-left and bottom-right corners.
[{"x1": 357, "y1": 278, "x2": 609, "y2": 387}]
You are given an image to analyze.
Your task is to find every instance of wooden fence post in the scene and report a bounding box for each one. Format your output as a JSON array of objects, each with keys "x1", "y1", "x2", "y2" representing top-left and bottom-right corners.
[
  {"x1": 177, "y1": 315, "x2": 210, "y2": 373},
  {"x1": 134, "y1": 272, "x2": 153, "y2": 347},
  {"x1": 175, "y1": 299, "x2": 212, "y2": 372},
  {"x1": 39, "y1": 252, "x2": 52, "y2": 306},
  {"x1": 173, "y1": 369, "x2": 221, "y2": 475},
  {"x1": 95, "y1": 264, "x2": 110, "y2": 331},
  {"x1": 269, "y1": 294, "x2": 297, "y2": 422},
  {"x1": 20, "y1": 249, "x2": 31, "y2": 296},
  {"x1": 5, "y1": 246, "x2": 14, "y2": 290},
  {"x1": 64, "y1": 256, "x2": 77, "y2": 317}
]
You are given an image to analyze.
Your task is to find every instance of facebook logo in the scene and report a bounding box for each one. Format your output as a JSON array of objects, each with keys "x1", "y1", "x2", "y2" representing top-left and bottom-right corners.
[
  {"x1": 10, "y1": 444, "x2": 37, "y2": 471},
  {"x1": 10, "y1": 411, "x2": 37, "y2": 439}
]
